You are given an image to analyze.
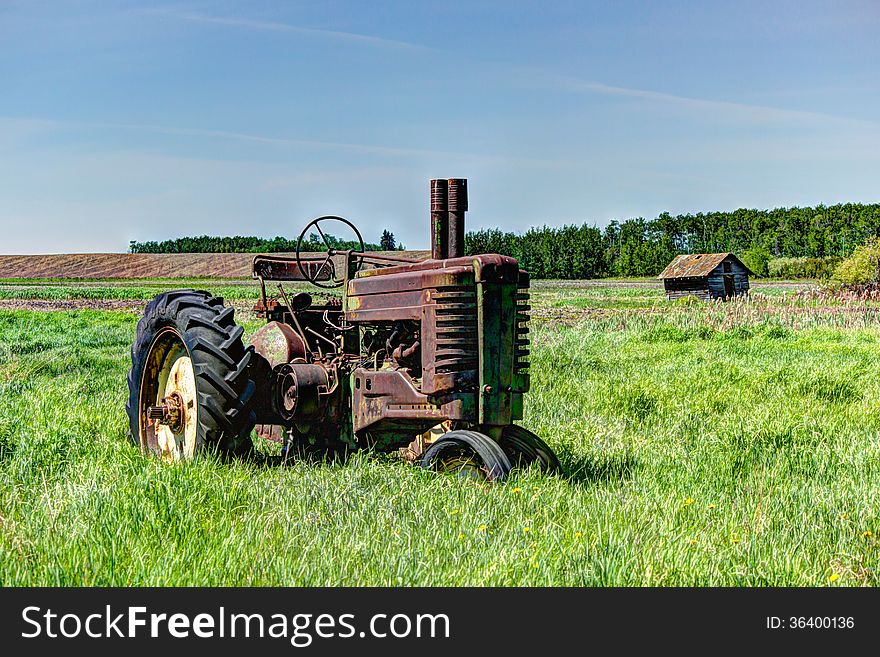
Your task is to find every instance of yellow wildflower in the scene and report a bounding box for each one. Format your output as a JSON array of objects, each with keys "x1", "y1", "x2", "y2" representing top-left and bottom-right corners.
[
  {"x1": 829, "y1": 573, "x2": 840, "y2": 583},
  {"x1": 523, "y1": 526, "x2": 531, "y2": 533},
  {"x1": 451, "y1": 508, "x2": 460, "y2": 515},
  {"x1": 512, "y1": 487, "x2": 522, "y2": 494},
  {"x1": 478, "y1": 524, "x2": 488, "y2": 532},
  {"x1": 575, "y1": 531, "x2": 583, "y2": 539},
  {"x1": 863, "y1": 531, "x2": 873, "y2": 538},
  {"x1": 708, "y1": 504, "x2": 716, "y2": 509},
  {"x1": 683, "y1": 498, "x2": 695, "y2": 506}
]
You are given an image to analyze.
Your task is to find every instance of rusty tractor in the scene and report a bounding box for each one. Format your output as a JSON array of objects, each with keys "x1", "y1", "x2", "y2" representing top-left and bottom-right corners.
[{"x1": 126, "y1": 178, "x2": 560, "y2": 481}]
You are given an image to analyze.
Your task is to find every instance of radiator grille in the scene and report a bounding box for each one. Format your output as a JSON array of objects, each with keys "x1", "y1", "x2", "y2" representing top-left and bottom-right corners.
[
  {"x1": 515, "y1": 284, "x2": 530, "y2": 375},
  {"x1": 432, "y1": 287, "x2": 478, "y2": 374}
]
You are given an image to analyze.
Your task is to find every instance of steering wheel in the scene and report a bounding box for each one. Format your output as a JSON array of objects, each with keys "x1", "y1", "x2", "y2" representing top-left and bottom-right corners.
[{"x1": 295, "y1": 215, "x2": 365, "y2": 289}]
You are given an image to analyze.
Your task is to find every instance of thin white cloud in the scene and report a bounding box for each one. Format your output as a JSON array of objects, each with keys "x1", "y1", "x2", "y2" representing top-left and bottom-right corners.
[
  {"x1": 136, "y1": 7, "x2": 429, "y2": 51},
  {"x1": 0, "y1": 116, "x2": 568, "y2": 168},
  {"x1": 547, "y1": 73, "x2": 880, "y2": 130}
]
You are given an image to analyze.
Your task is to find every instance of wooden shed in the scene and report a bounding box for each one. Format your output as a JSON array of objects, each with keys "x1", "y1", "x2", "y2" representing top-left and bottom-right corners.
[{"x1": 658, "y1": 253, "x2": 753, "y2": 301}]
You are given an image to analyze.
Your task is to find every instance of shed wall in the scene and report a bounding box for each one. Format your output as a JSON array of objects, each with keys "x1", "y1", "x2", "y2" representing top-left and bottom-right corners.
[
  {"x1": 707, "y1": 259, "x2": 750, "y2": 299},
  {"x1": 663, "y1": 278, "x2": 710, "y2": 301}
]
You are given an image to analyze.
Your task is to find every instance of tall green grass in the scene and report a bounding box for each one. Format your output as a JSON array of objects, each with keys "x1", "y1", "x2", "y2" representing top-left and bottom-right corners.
[{"x1": 1, "y1": 290, "x2": 879, "y2": 585}]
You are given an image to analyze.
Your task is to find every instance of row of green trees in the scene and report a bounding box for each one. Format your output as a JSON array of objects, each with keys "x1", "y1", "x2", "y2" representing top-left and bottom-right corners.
[
  {"x1": 466, "y1": 202, "x2": 880, "y2": 278},
  {"x1": 130, "y1": 202, "x2": 880, "y2": 278},
  {"x1": 129, "y1": 231, "x2": 404, "y2": 254},
  {"x1": 465, "y1": 225, "x2": 609, "y2": 279}
]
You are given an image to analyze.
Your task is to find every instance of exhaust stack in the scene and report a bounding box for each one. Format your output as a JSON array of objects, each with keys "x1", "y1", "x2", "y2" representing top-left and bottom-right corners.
[
  {"x1": 430, "y1": 179, "x2": 448, "y2": 260},
  {"x1": 447, "y1": 178, "x2": 467, "y2": 259},
  {"x1": 429, "y1": 177, "x2": 468, "y2": 260}
]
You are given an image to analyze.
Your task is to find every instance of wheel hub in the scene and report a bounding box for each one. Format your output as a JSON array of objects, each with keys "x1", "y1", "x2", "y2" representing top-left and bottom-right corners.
[
  {"x1": 436, "y1": 454, "x2": 486, "y2": 481},
  {"x1": 140, "y1": 337, "x2": 199, "y2": 462},
  {"x1": 147, "y1": 392, "x2": 185, "y2": 433}
]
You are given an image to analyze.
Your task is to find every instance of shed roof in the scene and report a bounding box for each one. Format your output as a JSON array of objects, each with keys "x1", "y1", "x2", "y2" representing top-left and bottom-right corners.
[{"x1": 657, "y1": 253, "x2": 754, "y2": 279}]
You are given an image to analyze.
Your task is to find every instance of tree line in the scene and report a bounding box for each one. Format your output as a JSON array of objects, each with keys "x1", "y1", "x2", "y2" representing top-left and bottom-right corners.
[
  {"x1": 129, "y1": 230, "x2": 403, "y2": 254},
  {"x1": 130, "y1": 202, "x2": 880, "y2": 278},
  {"x1": 466, "y1": 202, "x2": 880, "y2": 278}
]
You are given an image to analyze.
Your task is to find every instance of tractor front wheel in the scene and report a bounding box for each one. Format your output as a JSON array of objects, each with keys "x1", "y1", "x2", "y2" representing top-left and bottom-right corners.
[
  {"x1": 421, "y1": 430, "x2": 511, "y2": 482},
  {"x1": 126, "y1": 290, "x2": 256, "y2": 460},
  {"x1": 498, "y1": 425, "x2": 562, "y2": 474}
]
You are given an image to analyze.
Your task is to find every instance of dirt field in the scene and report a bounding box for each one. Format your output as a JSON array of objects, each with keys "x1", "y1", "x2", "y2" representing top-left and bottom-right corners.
[{"x1": 0, "y1": 251, "x2": 430, "y2": 279}]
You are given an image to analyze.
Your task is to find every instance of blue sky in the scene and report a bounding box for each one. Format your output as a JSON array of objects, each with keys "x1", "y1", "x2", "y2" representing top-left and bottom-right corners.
[{"x1": 1, "y1": 0, "x2": 878, "y2": 253}]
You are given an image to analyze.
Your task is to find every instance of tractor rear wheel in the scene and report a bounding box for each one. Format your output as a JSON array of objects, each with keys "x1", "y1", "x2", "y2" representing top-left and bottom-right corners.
[
  {"x1": 421, "y1": 430, "x2": 512, "y2": 482},
  {"x1": 499, "y1": 425, "x2": 561, "y2": 473},
  {"x1": 126, "y1": 290, "x2": 256, "y2": 460}
]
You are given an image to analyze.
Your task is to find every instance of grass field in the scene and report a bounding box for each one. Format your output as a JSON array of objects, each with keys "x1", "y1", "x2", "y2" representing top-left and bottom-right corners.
[{"x1": 1, "y1": 279, "x2": 879, "y2": 586}]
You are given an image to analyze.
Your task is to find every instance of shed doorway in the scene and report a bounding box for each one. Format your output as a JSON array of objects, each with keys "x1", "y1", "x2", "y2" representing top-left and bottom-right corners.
[
  {"x1": 722, "y1": 261, "x2": 734, "y2": 298},
  {"x1": 723, "y1": 275, "x2": 735, "y2": 298}
]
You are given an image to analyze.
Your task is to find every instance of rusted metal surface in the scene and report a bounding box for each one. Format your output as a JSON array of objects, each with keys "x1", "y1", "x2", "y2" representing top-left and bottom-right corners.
[
  {"x1": 253, "y1": 254, "x2": 335, "y2": 282},
  {"x1": 430, "y1": 179, "x2": 448, "y2": 260},
  {"x1": 421, "y1": 285, "x2": 478, "y2": 396},
  {"x1": 249, "y1": 321, "x2": 307, "y2": 368},
  {"x1": 343, "y1": 252, "x2": 527, "y2": 426},
  {"x1": 348, "y1": 254, "x2": 518, "y2": 283},
  {"x1": 275, "y1": 363, "x2": 331, "y2": 421},
  {"x1": 356, "y1": 252, "x2": 423, "y2": 264},
  {"x1": 351, "y1": 368, "x2": 472, "y2": 449},
  {"x1": 658, "y1": 252, "x2": 754, "y2": 279},
  {"x1": 147, "y1": 392, "x2": 184, "y2": 433},
  {"x1": 447, "y1": 178, "x2": 467, "y2": 259}
]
